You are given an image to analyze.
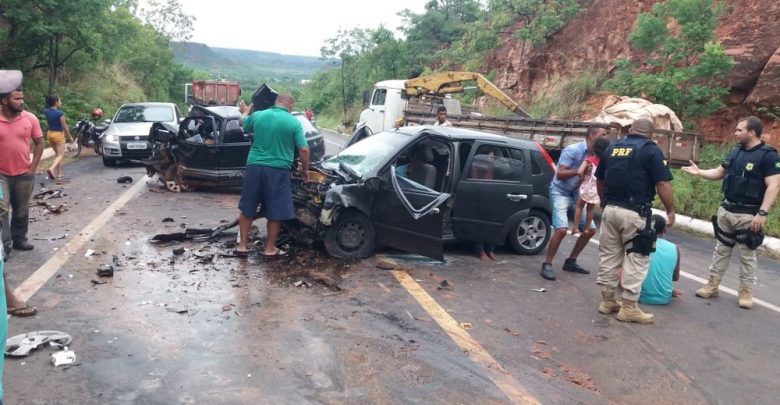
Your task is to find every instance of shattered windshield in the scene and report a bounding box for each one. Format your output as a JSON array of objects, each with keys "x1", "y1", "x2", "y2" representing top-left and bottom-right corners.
[{"x1": 322, "y1": 131, "x2": 408, "y2": 178}]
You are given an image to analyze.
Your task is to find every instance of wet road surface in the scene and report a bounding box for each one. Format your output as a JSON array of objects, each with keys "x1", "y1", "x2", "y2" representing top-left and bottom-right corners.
[{"x1": 3, "y1": 130, "x2": 780, "y2": 404}]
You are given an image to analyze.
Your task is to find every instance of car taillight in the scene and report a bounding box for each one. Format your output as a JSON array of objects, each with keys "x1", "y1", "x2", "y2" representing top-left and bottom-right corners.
[{"x1": 534, "y1": 142, "x2": 556, "y2": 173}]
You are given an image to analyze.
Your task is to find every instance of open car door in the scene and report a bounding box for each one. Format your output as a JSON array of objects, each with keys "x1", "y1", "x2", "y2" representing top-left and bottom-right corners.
[
  {"x1": 341, "y1": 122, "x2": 373, "y2": 151},
  {"x1": 371, "y1": 165, "x2": 451, "y2": 260}
]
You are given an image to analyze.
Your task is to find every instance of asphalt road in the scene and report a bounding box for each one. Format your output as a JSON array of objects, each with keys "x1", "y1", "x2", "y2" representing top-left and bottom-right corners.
[{"x1": 3, "y1": 130, "x2": 779, "y2": 404}]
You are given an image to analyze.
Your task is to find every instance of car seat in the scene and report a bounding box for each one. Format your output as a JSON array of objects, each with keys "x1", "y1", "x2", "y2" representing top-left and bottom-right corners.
[{"x1": 407, "y1": 147, "x2": 437, "y2": 189}]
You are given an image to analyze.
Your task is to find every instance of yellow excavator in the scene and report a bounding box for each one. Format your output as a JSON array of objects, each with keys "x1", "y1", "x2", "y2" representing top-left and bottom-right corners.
[{"x1": 403, "y1": 71, "x2": 532, "y2": 118}]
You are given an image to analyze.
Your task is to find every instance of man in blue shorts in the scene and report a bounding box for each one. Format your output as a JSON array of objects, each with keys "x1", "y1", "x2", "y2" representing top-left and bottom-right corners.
[
  {"x1": 541, "y1": 126, "x2": 607, "y2": 280},
  {"x1": 236, "y1": 93, "x2": 310, "y2": 258}
]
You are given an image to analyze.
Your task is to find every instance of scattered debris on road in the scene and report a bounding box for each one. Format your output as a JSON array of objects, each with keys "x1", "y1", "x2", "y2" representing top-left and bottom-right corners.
[
  {"x1": 437, "y1": 280, "x2": 452, "y2": 290},
  {"x1": 533, "y1": 288, "x2": 547, "y2": 293},
  {"x1": 161, "y1": 217, "x2": 175, "y2": 223},
  {"x1": 96, "y1": 264, "x2": 114, "y2": 277},
  {"x1": 5, "y1": 331, "x2": 73, "y2": 357},
  {"x1": 460, "y1": 322, "x2": 473, "y2": 330},
  {"x1": 116, "y1": 176, "x2": 133, "y2": 184},
  {"x1": 51, "y1": 347, "x2": 77, "y2": 367},
  {"x1": 33, "y1": 189, "x2": 64, "y2": 200}
]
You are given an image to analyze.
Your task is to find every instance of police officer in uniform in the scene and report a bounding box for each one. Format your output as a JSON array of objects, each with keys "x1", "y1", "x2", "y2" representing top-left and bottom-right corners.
[
  {"x1": 682, "y1": 116, "x2": 780, "y2": 309},
  {"x1": 595, "y1": 118, "x2": 675, "y2": 324}
]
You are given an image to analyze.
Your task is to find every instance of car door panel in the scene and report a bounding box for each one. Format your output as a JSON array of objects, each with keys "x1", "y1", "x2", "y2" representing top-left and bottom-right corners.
[
  {"x1": 452, "y1": 145, "x2": 533, "y2": 245},
  {"x1": 372, "y1": 168, "x2": 448, "y2": 260}
]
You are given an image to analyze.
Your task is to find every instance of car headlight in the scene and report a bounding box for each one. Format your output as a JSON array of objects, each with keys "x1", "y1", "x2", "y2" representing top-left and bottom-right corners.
[{"x1": 107, "y1": 134, "x2": 118, "y2": 142}]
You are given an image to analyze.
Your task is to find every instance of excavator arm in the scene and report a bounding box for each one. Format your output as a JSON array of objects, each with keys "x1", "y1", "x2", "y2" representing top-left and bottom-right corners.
[{"x1": 403, "y1": 71, "x2": 531, "y2": 118}]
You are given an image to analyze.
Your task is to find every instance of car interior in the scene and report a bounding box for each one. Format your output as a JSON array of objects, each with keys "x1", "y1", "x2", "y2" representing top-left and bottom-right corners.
[{"x1": 394, "y1": 139, "x2": 452, "y2": 192}]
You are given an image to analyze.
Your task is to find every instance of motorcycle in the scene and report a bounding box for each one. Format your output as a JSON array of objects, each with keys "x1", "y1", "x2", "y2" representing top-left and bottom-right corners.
[{"x1": 66, "y1": 118, "x2": 109, "y2": 158}]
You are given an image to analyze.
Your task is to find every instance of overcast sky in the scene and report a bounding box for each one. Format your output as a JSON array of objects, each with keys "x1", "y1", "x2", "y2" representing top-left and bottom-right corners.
[{"x1": 179, "y1": 0, "x2": 429, "y2": 57}]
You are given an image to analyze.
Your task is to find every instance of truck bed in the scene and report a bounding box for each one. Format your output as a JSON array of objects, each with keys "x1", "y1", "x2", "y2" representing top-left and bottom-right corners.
[{"x1": 402, "y1": 108, "x2": 700, "y2": 167}]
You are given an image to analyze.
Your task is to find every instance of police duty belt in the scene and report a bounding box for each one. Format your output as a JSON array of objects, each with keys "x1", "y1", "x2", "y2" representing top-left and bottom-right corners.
[{"x1": 711, "y1": 216, "x2": 764, "y2": 250}]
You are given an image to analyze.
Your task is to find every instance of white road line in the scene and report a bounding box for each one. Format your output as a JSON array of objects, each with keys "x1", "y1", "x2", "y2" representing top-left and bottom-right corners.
[
  {"x1": 9, "y1": 177, "x2": 149, "y2": 318},
  {"x1": 582, "y1": 232, "x2": 780, "y2": 314}
]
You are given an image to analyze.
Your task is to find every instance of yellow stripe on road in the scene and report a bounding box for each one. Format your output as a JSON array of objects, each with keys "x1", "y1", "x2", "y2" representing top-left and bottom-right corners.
[
  {"x1": 10, "y1": 177, "x2": 150, "y2": 317},
  {"x1": 391, "y1": 269, "x2": 541, "y2": 405}
]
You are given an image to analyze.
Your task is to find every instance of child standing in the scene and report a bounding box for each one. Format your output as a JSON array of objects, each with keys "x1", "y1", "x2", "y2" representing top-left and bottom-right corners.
[{"x1": 572, "y1": 137, "x2": 610, "y2": 236}]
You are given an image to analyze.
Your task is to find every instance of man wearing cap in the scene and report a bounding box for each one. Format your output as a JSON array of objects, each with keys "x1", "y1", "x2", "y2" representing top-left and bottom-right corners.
[
  {"x1": 0, "y1": 69, "x2": 43, "y2": 317},
  {"x1": 595, "y1": 118, "x2": 675, "y2": 324}
]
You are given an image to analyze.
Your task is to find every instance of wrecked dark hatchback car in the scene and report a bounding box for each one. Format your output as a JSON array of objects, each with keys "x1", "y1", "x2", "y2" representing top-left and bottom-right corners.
[
  {"x1": 144, "y1": 104, "x2": 325, "y2": 192},
  {"x1": 286, "y1": 124, "x2": 555, "y2": 260}
]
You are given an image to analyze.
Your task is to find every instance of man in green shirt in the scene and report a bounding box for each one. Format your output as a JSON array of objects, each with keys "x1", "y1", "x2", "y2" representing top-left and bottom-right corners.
[{"x1": 236, "y1": 93, "x2": 309, "y2": 257}]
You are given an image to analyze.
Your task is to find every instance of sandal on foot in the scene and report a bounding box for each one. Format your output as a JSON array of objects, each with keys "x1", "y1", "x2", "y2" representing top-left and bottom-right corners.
[
  {"x1": 260, "y1": 248, "x2": 288, "y2": 259},
  {"x1": 46, "y1": 169, "x2": 55, "y2": 180},
  {"x1": 232, "y1": 249, "x2": 248, "y2": 258},
  {"x1": 8, "y1": 305, "x2": 38, "y2": 317}
]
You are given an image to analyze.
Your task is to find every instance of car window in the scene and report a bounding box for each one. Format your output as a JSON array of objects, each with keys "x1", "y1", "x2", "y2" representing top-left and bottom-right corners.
[
  {"x1": 225, "y1": 119, "x2": 241, "y2": 132},
  {"x1": 322, "y1": 131, "x2": 408, "y2": 178},
  {"x1": 467, "y1": 145, "x2": 525, "y2": 182},
  {"x1": 114, "y1": 105, "x2": 174, "y2": 123},
  {"x1": 371, "y1": 89, "x2": 387, "y2": 106},
  {"x1": 393, "y1": 139, "x2": 451, "y2": 192},
  {"x1": 295, "y1": 115, "x2": 317, "y2": 133}
]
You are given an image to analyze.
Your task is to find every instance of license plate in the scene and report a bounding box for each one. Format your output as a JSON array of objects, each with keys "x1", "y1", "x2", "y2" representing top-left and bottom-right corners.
[{"x1": 127, "y1": 142, "x2": 147, "y2": 150}]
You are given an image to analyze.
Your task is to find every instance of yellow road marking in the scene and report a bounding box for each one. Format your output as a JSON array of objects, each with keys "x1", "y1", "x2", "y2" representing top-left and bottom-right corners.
[
  {"x1": 391, "y1": 269, "x2": 541, "y2": 405},
  {"x1": 9, "y1": 177, "x2": 149, "y2": 318}
]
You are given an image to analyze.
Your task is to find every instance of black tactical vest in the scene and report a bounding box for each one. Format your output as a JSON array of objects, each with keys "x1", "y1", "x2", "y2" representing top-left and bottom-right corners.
[
  {"x1": 604, "y1": 137, "x2": 655, "y2": 205},
  {"x1": 722, "y1": 143, "x2": 776, "y2": 205}
]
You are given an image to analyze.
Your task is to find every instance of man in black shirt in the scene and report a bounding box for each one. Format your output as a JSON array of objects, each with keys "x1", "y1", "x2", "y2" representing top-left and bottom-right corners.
[
  {"x1": 682, "y1": 116, "x2": 780, "y2": 309},
  {"x1": 595, "y1": 118, "x2": 676, "y2": 324}
]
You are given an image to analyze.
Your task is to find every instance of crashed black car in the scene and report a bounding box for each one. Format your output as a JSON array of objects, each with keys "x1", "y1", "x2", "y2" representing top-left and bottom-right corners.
[
  {"x1": 285, "y1": 124, "x2": 555, "y2": 260},
  {"x1": 144, "y1": 104, "x2": 325, "y2": 191}
]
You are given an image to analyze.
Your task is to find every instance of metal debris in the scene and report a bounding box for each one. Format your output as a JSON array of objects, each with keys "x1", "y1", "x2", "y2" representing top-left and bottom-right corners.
[
  {"x1": 532, "y1": 288, "x2": 547, "y2": 293},
  {"x1": 51, "y1": 348, "x2": 77, "y2": 367},
  {"x1": 97, "y1": 264, "x2": 114, "y2": 277},
  {"x1": 5, "y1": 331, "x2": 73, "y2": 357}
]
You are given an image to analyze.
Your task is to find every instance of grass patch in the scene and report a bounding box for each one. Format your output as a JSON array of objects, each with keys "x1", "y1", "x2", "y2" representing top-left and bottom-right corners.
[{"x1": 527, "y1": 70, "x2": 608, "y2": 119}]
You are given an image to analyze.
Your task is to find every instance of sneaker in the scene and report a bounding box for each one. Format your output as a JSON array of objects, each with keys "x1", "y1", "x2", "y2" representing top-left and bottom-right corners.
[
  {"x1": 562, "y1": 258, "x2": 590, "y2": 274},
  {"x1": 540, "y1": 262, "x2": 556, "y2": 280}
]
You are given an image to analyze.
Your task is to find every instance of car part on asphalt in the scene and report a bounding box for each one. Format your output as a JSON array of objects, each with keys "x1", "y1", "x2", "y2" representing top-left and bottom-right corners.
[
  {"x1": 116, "y1": 176, "x2": 133, "y2": 184},
  {"x1": 5, "y1": 331, "x2": 73, "y2": 357},
  {"x1": 96, "y1": 264, "x2": 114, "y2": 277},
  {"x1": 51, "y1": 347, "x2": 77, "y2": 366},
  {"x1": 33, "y1": 189, "x2": 64, "y2": 200}
]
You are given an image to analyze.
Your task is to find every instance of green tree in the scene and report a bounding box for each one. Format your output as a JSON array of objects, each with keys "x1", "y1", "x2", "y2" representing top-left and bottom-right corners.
[
  {"x1": 488, "y1": 0, "x2": 580, "y2": 47},
  {"x1": 606, "y1": 0, "x2": 733, "y2": 121},
  {"x1": 320, "y1": 28, "x2": 371, "y2": 123}
]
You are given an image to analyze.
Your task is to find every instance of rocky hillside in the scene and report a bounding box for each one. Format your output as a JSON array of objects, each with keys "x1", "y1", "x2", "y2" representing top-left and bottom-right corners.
[{"x1": 488, "y1": 0, "x2": 780, "y2": 146}]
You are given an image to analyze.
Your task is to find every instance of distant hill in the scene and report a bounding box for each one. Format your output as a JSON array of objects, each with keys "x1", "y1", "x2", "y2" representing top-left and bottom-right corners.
[{"x1": 172, "y1": 42, "x2": 338, "y2": 88}]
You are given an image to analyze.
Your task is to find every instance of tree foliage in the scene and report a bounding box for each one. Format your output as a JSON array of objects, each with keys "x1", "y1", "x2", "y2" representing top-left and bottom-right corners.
[
  {"x1": 301, "y1": 0, "x2": 583, "y2": 125},
  {"x1": 488, "y1": 0, "x2": 580, "y2": 46},
  {"x1": 606, "y1": 0, "x2": 733, "y2": 121},
  {"x1": 0, "y1": 0, "x2": 198, "y2": 120}
]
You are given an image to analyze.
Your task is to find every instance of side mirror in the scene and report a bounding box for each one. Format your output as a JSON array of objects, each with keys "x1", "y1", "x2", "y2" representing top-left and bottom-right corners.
[
  {"x1": 362, "y1": 91, "x2": 370, "y2": 107},
  {"x1": 364, "y1": 177, "x2": 381, "y2": 191}
]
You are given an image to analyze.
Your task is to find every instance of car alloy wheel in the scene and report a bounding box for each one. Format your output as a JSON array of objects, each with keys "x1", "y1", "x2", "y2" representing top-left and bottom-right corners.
[{"x1": 508, "y1": 210, "x2": 551, "y2": 255}]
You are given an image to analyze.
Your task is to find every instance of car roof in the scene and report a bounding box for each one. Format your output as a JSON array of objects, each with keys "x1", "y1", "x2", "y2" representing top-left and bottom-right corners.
[
  {"x1": 120, "y1": 102, "x2": 177, "y2": 107},
  {"x1": 395, "y1": 125, "x2": 539, "y2": 149},
  {"x1": 203, "y1": 105, "x2": 240, "y2": 118}
]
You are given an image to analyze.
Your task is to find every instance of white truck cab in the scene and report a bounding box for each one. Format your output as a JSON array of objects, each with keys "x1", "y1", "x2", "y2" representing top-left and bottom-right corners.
[{"x1": 358, "y1": 80, "x2": 406, "y2": 134}]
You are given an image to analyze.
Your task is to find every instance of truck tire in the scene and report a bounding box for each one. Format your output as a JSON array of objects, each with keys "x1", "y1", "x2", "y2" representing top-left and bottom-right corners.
[
  {"x1": 323, "y1": 210, "x2": 376, "y2": 259},
  {"x1": 507, "y1": 210, "x2": 551, "y2": 255}
]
